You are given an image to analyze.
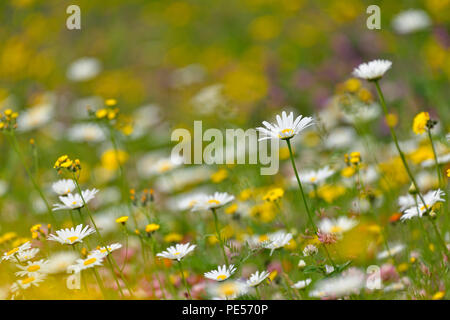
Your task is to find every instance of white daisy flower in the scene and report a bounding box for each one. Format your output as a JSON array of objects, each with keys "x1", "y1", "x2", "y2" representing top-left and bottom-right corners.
[
  {"x1": 256, "y1": 111, "x2": 314, "y2": 141},
  {"x1": 309, "y1": 269, "x2": 365, "y2": 298},
  {"x1": 90, "y1": 243, "x2": 122, "y2": 257},
  {"x1": 204, "y1": 264, "x2": 237, "y2": 282},
  {"x1": 298, "y1": 259, "x2": 306, "y2": 268},
  {"x1": 68, "y1": 253, "x2": 104, "y2": 273},
  {"x1": 401, "y1": 189, "x2": 445, "y2": 220},
  {"x1": 156, "y1": 242, "x2": 196, "y2": 261},
  {"x1": 10, "y1": 273, "x2": 46, "y2": 292},
  {"x1": 352, "y1": 59, "x2": 392, "y2": 81},
  {"x1": 46, "y1": 251, "x2": 79, "y2": 274},
  {"x1": 47, "y1": 224, "x2": 96, "y2": 245},
  {"x1": 299, "y1": 166, "x2": 334, "y2": 185},
  {"x1": 2, "y1": 242, "x2": 32, "y2": 262},
  {"x1": 15, "y1": 248, "x2": 40, "y2": 263},
  {"x1": 377, "y1": 243, "x2": 405, "y2": 259},
  {"x1": 191, "y1": 192, "x2": 234, "y2": 211},
  {"x1": 291, "y1": 278, "x2": 312, "y2": 289},
  {"x1": 52, "y1": 189, "x2": 99, "y2": 211},
  {"x1": 66, "y1": 57, "x2": 101, "y2": 82},
  {"x1": 421, "y1": 153, "x2": 450, "y2": 168},
  {"x1": 15, "y1": 259, "x2": 49, "y2": 277},
  {"x1": 17, "y1": 102, "x2": 54, "y2": 132},
  {"x1": 264, "y1": 231, "x2": 293, "y2": 256},
  {"x1": 207, "y1": 280, "x2": 248, "y2": 300},
  {"x1": 318, "y1": 216, "x2": 358, "y2": 235},
  {"x1": 51, "y1": 179, "x2": 76, "y2": 196},
  {"x1": 67, "y1": 123, "x2": 106, "y2": 143},
  {"x1": 246, "y1": 270, "x2": 270, "y2": 287},
  {"x1": 392, "y1": 9, "x2": 431, "y2": 35}
]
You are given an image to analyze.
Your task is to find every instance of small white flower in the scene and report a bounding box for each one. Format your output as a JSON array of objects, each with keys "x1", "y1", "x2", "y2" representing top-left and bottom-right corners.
[
  {"x1": 256, "y1": 111, "x2": 314, "y2": 141},
  {"x1": 156, "y1": 242, "x2": 196, "y2": 261},
  {"x1": 377, "y1": 243, "x2": 405, "y2": 260},
  {"x1": 2, "y1": 242, "x2": 32, "y2": 262},
  {"x1": 52, "y1": 179, "x2": 76, "y2": 196},
  {"x1": 15, "y1": 259, "x2": 49, "y2": 277},
  {"x1": 352, "y1": 59, "x2": 392, "y2": 81},
  {"x1": 298, "y1": 259, "x2": 306, "y2": 268},
  {"x1": 392, "y1": 9, "x2": 431, "y2": 35},
  {"x1": 207, "y1": 280, "x2": 248, "y2": 300},
  {"x1": 191, "y1": 192, "x2": 234, "y2": 211},
  {"x1": 47, "y1": 224, "x2": 96, "y2": 245},
  {"x1": 15, "y1": 248, "x2": 40, "y2": 262},
  {"x1": 91, "y1": 243, "x2": 122, "y2": 257},
  {"x1": 319, "y1": 216, "x2": 358, "y2": 235},
  {"x1": 204, "y1": 264, "x2": 236, "y2": 282},
  {"x1": 66, "y1": 57, "x2": 101, "y2": 82},
  {"x1": 264, "y1": 231, "x2": 293, "y2": 256},
  {"x1": 246, "y1": 270, "x2": 270, "y2": 287},
  {"x1": 68, "y1": 253, "x2": 104, "y2": 273},
  {"x1": 309, "y1": 269, "x2": 365, "y2": 298},
  {"x1": 67, "y1": 123, "x2": 106, "y2": 143},
  {"x1": 291, "y1": 278, "x2": 312, "y2": 289},
  {"x1": 303, "y1": 244, "x2": 318, "y2": 257},
  {"x1": 17, "y1": 102, "x2": 54, "y2": 132},
  {"x1": 325, "y1": 265, "x2": 335, "y2": 274},
  {"x1": 299, "y1": 166, "x2": 334, "y2": 185},
  {"x1": 52, "y1": 189, "x2": 99, "y2": 211},
  {"x1": 46, "y1": 251, "x2": 79, "y2": 274},
  {"x1": 401, "y1": 189, "x2": 445, "y2": 220},
  {"x1": 10, "y1": 273, "x2": 46, "y2": 292}
]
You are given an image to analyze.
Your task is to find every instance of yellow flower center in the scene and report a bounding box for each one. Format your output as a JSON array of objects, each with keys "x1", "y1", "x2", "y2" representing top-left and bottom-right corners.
[
  {"x1": 84, "y1": 257, "x2": 97, "y2": 266},
  {"x1": 174, "y1": 252, "x2": 181, "y2": 255},
  {"x1": 67, "y1": 236, "x2": 79, "y2": 243},
  {"x1": 310, "y1": 177, "x2": 317, "y2": 182},
  {"x1": 330, "y1": 226, "x2": 343, "y2": 233},
  {"x1": 278, "y1": 128, "x2": 294, "y2": 138},
  {"x1": 208, "y1": 199, "x2": 220, "y2": 205},
  {"x1": 221, "y1": 283, "x2": 236, "y2": 296},
  {"x1": 216, "y1": 274, "x2": 227, "y2": 281},
  {"x1": 27, "y1": 265, "x2": 40, "y2": 272},
  {"x1": 22, "y1": 277, "x2": 35, "y2": 285}
]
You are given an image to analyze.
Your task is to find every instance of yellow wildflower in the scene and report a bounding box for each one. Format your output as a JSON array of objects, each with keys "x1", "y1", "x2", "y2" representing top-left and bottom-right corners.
[{"x1": 412, "y1": 111, "x2": 429, "y2": 135}]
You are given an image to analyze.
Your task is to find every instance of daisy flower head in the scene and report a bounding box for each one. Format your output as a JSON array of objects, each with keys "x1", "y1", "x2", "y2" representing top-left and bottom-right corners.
[
  {"x1": 68, "y1": 252, "x2": 104, "y2": 273},
  {"x1": 16, "y1": 248, "x2": 40, "y2": 262},
  {"x1": 401, "y1": 189, "x2": 445, "y2": 220},
  {"x1": 91, "y1": 243, "x2": 122, "y2": 257},
  {"x1": 191, "y1": 192, "x2": 234, "y2": 211},
  {"x1": 15, "y1": 259, "x2": 49, "y2": 277},
  {"x1": 291, "y1": 278, "x2": 312, "y2": 289},
  {"x1": 156, "y1": 242, "x2": 196, "y2": 261},
  {"x1": 46, "y1": 251, "x2": 79, "y2": 274},
  {"x1": 264, "y1": 231, "x2": 293, "y2": 256},
  {"x1": 204, "y1": 264, "x2": 236, "y2": 282},
  {"x1": 208, "y1": 280, "x2": 248, "y2": 300},
  {"x1": 246, "y1": 270, "x2": 270, "y2": 287},
  {"x1": 52, "y1": 188, "x2": 99, "y2": 211},
  {"x1": 318, "y1": 216, "x2": 358, "y2": 235},
  {"x1": 352, "y1": 59, "x2": 392, "y2": 81},
  {"x1": 51, "y1": 179, "x2": 76, "y2": 196},
  {"x1": 47, "y1": 224, "x2": 95, "y2": 245},
  {"x1": 2, "y1": 241, "x2": 31, "y2": 262},
  {"x1": 309, "y1": 268, "x2": 365, "y2": 298},
  {"x1": 10, "y1": 273, "x2": 47, "y2": 293},
  {"x1": 299, "y1": 166, "x2": 334, "y2": 185},
  {"x1": 256, "y1": 111, "x2": 314, "y2": 141},
  {"x1": 377, "y1": 243, "x2": 405, "y2": 259}
]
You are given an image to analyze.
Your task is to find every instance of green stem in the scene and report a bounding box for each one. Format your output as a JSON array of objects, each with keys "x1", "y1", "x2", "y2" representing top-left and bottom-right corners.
[
  {"x1": 178, "y1": 260, "x2": 192, "y2": 299},
  {"x1": 211, "y1": 208, "x2": 229, "y2": 266},
  {"x1": 427, "y1": 127, "x2": 443, "y2": 188},
  {"x1": 285, "y1": 139, "x2": 316, "y2": 232}
]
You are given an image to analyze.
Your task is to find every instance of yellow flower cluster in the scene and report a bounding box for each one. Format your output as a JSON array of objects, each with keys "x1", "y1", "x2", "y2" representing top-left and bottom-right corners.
[
  {"x1": 54, "y1": 155, "x2": 81, "y2": 173},
  {"x1": 345, "y1": 151, "x2": 361, "y2": 167},
  {"x1": 0, "y1": 109, "x2": 19, "y2": 131}
]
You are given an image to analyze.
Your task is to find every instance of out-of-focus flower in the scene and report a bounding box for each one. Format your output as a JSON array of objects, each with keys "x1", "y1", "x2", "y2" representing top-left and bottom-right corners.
[
  {"x1": 67, "y1": 123, "x2": 106, "y2": 143},
  {"x1": 412, "y1": 112, "x2": 430, "y2": 135},
  {"x1": 392, "y1": 9, "x2": 431, "y2": 35},
  {"x1": 291, "y1": 278, "x2": 312, "y2": 289},
  {"x1": 299, "y1": 166, "x2": 334, "y2": 185},
  {"x1": 191, "y1": 192, "x2": 234, "y2": 211},
  {"x1": 66, "y1": 57, "x2": 101, "y2": 82},
  {"x1": 52, "y1": 189, "x2": 99, "y2": 211},
  {"x1": 51, "y1": 179, "x2": 76, "y2": 196},
  {"x1": 264, "y1": 231, "x2": 293, "y2": 256},
  {"x1": 309, "y1": 268, "x2": 365, "y2": 298}
]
